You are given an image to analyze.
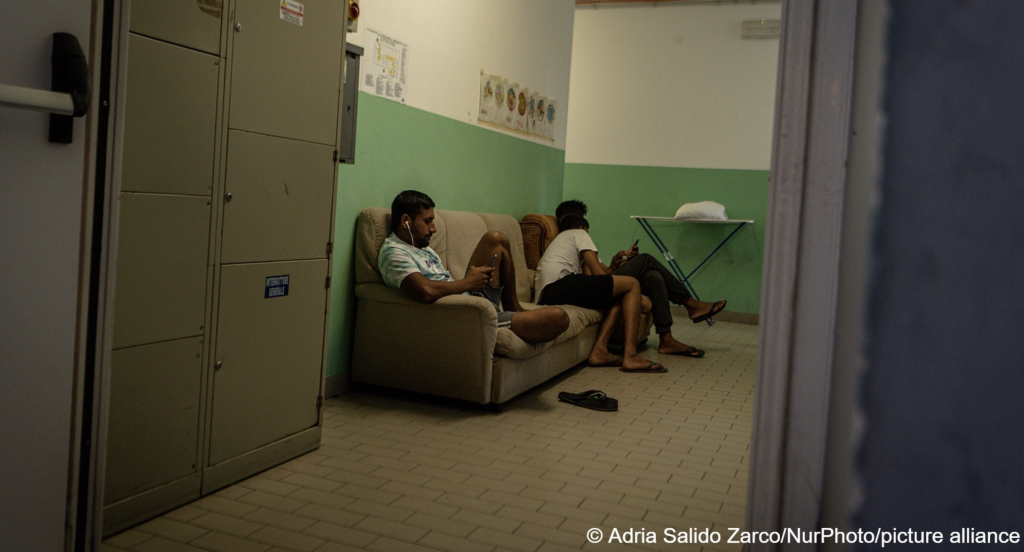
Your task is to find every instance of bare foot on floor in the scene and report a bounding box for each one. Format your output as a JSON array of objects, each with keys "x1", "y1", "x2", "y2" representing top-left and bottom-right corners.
[
  {"x1": 587, "y1": 351, "x2": 622, "y2": 367},
  {"x1": 657, "y1": 335, "x2": 705, "y2": 357},
  {"x1": 620, "y1": 356, "x2": 666, "y2": 373}
]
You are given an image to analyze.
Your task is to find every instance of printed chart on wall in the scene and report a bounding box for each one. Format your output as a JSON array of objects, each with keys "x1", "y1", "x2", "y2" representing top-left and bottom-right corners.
[{"x1": 361, "y1": 29, "x2": 408, "y2": 104}]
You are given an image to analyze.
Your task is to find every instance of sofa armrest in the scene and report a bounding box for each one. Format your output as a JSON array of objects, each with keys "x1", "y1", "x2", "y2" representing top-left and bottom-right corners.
[{"x1": 351, "y1": 283, "x2": 498, "y2": 404}]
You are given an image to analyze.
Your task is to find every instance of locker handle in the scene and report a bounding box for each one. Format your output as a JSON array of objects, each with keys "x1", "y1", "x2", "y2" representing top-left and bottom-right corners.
[{"x1": 0, "y1": 33, "x2": 91, "y2": 144}]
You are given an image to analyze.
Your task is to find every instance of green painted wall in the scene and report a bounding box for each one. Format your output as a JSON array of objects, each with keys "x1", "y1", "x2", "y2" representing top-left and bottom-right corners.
[
  {"x1": 326, "y1": 93, "x2": 566, "y2": 378},
  {"x1": 562, "y1": 163, "x2": 767, "y2": 314}
]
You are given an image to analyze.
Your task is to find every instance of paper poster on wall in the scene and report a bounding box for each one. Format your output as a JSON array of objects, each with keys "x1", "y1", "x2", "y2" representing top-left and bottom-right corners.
[
  {"x1": 503, "y1": 82, "x2": 519, "y2": 128},
  {"x1": 514, "y1": 88, "x2": 529, "y2": 132},
  {"x1": 543, "y1": 100, "x2": 557, "y2": 140},
  {"x1": 530, "y1": 93, "x2": 545, "y2": 136},
  {"x1": 493, "y1": 79, "x2": 507, "y2": 124},
  {"x1": 478, "y1": 74, "x2": 499, "y2": 124},
  {"x1": 361, "y1": 29, "x2": 408, "y2": 104}
]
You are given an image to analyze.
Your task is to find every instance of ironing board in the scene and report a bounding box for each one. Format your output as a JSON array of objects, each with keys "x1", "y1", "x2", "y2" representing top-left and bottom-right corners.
[{"x1": 630, "y1": 216, "x2": 754, "y2": 325}]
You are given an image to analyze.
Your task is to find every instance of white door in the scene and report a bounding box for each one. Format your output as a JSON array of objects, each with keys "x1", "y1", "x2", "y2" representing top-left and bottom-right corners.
[{"x1": 0, "y1": 1, "x2": 98, "y2": 549}]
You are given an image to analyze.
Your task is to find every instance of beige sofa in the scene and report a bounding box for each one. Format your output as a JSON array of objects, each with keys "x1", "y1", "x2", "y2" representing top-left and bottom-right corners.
[{"x1": 351, "y1": 207, "x2": 651, "y2": 405}]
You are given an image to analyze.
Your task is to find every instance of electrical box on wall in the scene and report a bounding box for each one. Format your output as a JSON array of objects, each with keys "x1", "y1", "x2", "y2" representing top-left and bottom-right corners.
[
  {"x1": 339, "y1": 43, "x2": 362, "y2": 164},
  {"x1": 742, "y1": 19, "x2": 780, "y2": 39}
]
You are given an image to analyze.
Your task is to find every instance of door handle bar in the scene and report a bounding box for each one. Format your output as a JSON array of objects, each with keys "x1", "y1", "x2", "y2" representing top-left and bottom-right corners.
[{"x1": 0, "y1": 33, "x2": 90, "y2": 143}]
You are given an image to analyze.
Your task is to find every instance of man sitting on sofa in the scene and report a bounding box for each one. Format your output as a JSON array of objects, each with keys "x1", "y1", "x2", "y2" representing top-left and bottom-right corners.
[
  {"x1": 535, "y1": 214, "x2": 666, "y2": 373},
  {"x1": 556, "y1": 199, "x2": 727, "y2": 358},
  {"x1": 379, "y1": 190, "x2": 570, "y2": 344}
]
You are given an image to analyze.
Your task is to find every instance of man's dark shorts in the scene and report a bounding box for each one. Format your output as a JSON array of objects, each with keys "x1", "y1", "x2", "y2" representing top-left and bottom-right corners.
[{"x1": 537, "y1": 274, "x2": 614, "y2": 311}]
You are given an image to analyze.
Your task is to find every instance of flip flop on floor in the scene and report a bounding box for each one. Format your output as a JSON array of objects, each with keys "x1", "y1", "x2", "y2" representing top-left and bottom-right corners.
[
  {"x1": 619, "y1": 362, "x2": 667, "y2": 373},
  {"x1": 691, "y1": 300, "x2": 727, "y2": 324},
  {"x1": 558, "y1": 390, "x2": 618, "y2": 412}
]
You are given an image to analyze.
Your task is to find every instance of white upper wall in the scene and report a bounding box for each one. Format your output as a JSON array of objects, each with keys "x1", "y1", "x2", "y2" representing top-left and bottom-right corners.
[
  {"x1": 565, "y1": 3, "x2": 781, "y2": 169},
  {"x1": 346, "y1": 0, "x2": 576, "y2": 150}
]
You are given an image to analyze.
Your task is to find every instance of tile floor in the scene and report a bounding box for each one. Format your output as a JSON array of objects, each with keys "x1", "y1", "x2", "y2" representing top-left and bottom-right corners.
[{"x1": 103, "y1": 317, "x2": 757, "y2": 552}]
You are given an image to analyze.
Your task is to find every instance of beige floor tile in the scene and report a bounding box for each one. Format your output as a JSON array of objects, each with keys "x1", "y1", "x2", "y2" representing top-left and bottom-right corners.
[
  {"x1": 104, "y1": 529, "x2": 152, "y2": 549},
  {"x1": 467, "y1": 527, "x2": 542, "y2": 552},
  {"x1": 418, "y1": 531, "x2": 495, "y2": 552},
  {"x1": 300, "y1": 522, "x2": 377, "y2": 548},
  {"x1": 189, "y1": 531, "x2": 272, "y2": 552},
  {"x1": 103, "y1": 317, "x2": 755, "y2": 552},
  {"x1": 189, "y1": 512, "x2": 264, "y2": 538},
  {"x1": 136, "y1": 518, "x2": 209, "y2": 543},
  {"x1": 248, "y1": 526, "x2": 325, "y2": 552},
  {"x1": 243, "y1": 508, "x2": 318, "y2": 533},
  {"x1": 131, "y1": 536, "x2": 208, "y2": 552}
]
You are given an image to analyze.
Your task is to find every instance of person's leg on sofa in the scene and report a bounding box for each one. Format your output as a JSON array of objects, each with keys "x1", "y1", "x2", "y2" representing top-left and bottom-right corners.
[
  {"x1": 615, "y1": 253, "x2": 726, "y2": 322},
  {"x1": 510, "y1": 308, "x2": 570, "y2": 343},
  {"x1": 467, "y1": 230, "x2": 525, "y2": 311}
]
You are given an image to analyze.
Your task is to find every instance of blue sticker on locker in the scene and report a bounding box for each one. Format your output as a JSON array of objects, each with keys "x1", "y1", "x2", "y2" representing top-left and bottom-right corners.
[{"x1": 265, "y1": 275, "x2": 290, "y2": 298}]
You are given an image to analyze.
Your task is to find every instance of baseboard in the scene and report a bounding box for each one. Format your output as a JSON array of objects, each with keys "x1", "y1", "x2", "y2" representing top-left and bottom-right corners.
[
  {"x1": 671, "y1": 306, "x2": 759, "y2": 325},
  {"x1": 325, "y1": 373, "x2": 350, "y2": 397}
]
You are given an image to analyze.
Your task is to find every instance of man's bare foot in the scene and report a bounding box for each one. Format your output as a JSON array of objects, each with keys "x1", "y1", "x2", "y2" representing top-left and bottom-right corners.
[
  {"x1": 685, "y1": 299, "x2": 726, "y2": 322},
  {"x1": 620, "y1": 356, "x2": 666, "y2": 372},
  {"x1": 658, "y1": 336, "x2": 705, "y2": 358},
  {"x1": 587, "y1": 351, "x2": 622, "y2": 367}
]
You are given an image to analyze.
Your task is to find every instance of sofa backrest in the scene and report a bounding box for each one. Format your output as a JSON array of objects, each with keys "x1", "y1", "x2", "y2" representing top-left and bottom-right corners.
[
  {"x1": 355, "y1": 208, "x2": 532, "y2": 303},
  {"x1": 519, "y1": 214, "x2": 559, "y2": 270}
]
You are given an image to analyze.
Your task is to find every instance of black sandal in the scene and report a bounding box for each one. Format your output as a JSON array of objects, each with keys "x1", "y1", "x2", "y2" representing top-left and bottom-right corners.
[{"x1": 557, "y1": 390, "x2": 618, "y2": 412}]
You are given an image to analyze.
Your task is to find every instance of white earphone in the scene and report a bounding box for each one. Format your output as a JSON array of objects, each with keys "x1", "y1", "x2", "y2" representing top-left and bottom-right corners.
[{"x1": 404, "y1": 219, "x2": 414, "y2": 245}]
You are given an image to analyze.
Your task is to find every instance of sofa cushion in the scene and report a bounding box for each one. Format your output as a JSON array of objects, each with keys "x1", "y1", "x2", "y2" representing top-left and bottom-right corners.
[{"x1": 494, "y1": 303, "x2": 602, "y2": 360}]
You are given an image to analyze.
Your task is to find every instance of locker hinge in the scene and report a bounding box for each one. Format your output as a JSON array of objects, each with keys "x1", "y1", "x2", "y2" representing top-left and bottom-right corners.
[
  {"x1": 333, "y1": 150, "x2": 338, "y2": 162},
  {"x1": 317, "y1": 396, "x2": 323, "y2": 409},
  {"x1": 325, "y1": 276, "x2": 331, "y2": 289},
  {"x1": 326, "y1": 242, "x2": 333, "y2": 255}
]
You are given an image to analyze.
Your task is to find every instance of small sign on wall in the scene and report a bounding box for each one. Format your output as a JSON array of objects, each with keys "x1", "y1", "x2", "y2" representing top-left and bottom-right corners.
[
  {"x1": 265, "y1": 275, "x2": 290, "y2": 298},
  {"x1": 280, "y1": 0, "x2": 304, "y2": 26}
]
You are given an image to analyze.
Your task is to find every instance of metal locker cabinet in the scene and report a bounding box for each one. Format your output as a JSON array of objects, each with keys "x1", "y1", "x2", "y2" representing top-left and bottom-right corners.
[
  {"x1": 128, "y1": 0, "x2": 222, "y2": 55},
  {"x1": 207, "y1": 259, "x2": 328, "y2": 467},
  {"x1": 121, "y1": 34, "x2": 219, "y2": 196},
  {"x1": 103, "y1": 337, "x2": 204, "y2": 533},
  {"x1": 112, "y1": 194, "x2": 210, "y2": 349},
  {"x1": 221, "y1": 130, "x2": 335, "y2": 264},
  {"x1": 228, "y1": 0, "x2": 345, "y2": 145}
]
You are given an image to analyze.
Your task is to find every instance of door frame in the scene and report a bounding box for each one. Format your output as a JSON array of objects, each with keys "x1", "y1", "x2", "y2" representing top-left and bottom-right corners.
[{"x1": 746, "y1": 0, "x2": 885, "y2": 546}]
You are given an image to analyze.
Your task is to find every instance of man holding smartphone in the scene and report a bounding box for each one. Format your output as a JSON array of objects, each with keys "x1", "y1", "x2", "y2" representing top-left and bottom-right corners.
[
  {"x1": 379, "y1": 190, "x2": 569, "y2": 344},
  {"x1": 556, "y1": 200, "x2": 727, "y2": 358}
]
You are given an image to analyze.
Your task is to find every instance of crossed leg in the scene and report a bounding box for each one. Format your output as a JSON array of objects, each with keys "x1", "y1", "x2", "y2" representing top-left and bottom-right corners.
[
  {"x1": 466, "y1": 231, "x2": 569, "y2": 343},
  {"x1": 587, "y1": 276, "x2": 663, "y2": 371}
]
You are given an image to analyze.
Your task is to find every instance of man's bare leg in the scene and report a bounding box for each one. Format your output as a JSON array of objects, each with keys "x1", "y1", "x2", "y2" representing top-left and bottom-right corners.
[
  {"x1": 604, "y1": 276, "x2": 663, "y2": 371},
  {"x1": 588, "y1": 302, "x2": 623, "y2": 366},
  {"x1": 465, "y1": 231, "x2": 524, "y2": 311},
  {"x1": 510, "y1": 307, "x2": 569, "y2": 343}
]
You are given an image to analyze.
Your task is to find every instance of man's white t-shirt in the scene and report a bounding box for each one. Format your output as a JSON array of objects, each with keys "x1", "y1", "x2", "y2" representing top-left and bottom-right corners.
[{"x1": 533, "y1": 229, "x2": 598, "y2": 302}]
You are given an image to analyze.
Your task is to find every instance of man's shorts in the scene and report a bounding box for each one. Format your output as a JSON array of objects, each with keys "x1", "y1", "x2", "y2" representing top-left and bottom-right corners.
[
  {"x1": 467, "y1": 285, "x2": 515, "y2": 328},
  {"x1": 537, "y1": 274, "x2": 614, "y2": 311}
]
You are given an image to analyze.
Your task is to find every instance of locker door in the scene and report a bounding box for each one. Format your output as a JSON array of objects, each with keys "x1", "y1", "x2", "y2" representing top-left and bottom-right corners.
[
  {"x1": 128, "y1": 0, "x2": 223, "y2": 54},
  {"x1": 208, "y1": 260, "x2": 327, "y2": 465},
  {"x1": 229, "y1": 0, "x2": 344, "y2": 145},
  {"x1": 112, "y1": 194, "x2": 210, "y2": 349},
  {"x1": 221, "y1": 130, "x2": 335, "y2": 264},
  {"x1": 104, "y1": 337, "x2": 204, "y2": 504},
  {"x1": 121, "y1": 34, "x2": 219, "y2": 196}
]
